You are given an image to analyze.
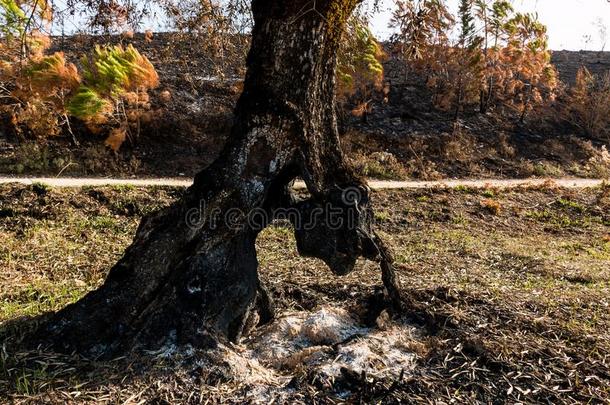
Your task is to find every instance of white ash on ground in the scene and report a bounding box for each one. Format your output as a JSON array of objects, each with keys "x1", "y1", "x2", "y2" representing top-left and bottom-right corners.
[{"x1": 211, "y1": 306, "x2": 418, "y2": 399}]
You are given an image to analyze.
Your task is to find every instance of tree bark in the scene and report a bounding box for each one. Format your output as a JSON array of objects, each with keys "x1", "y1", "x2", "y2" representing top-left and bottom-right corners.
[{"x1": 37, "y1": 0, "x2": 402, "y2": 356}]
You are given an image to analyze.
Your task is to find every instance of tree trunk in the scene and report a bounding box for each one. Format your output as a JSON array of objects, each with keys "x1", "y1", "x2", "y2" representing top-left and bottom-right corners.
[{"x1": 37, "y1": 0, "x2": 402, "y2": 357}]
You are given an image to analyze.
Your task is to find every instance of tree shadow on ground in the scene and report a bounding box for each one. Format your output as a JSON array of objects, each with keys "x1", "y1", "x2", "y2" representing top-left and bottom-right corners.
[
  {"x1": 1, "y1": 285, "x2": 608, "y2": 403},
  {"x1": 0, "y1": 285, "x2": 396, "y2": 402}
]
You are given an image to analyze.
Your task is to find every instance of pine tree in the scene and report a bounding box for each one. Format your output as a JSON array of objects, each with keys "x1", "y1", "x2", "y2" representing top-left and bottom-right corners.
[{"x1": 458, "y1": 0, "x2": 476, "y2": 47}]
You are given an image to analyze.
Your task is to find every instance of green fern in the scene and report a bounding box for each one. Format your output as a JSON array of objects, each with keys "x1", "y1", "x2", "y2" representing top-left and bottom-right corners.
[
  {"x1": 80, "y1": 44, "x2": 158, "y2": 97},
  {"x1": 67, "y1": 87, "x2": 112, "y2": 120},
  {"x1": 67, "y1": 45, "x2": 158, "y2": 121}
]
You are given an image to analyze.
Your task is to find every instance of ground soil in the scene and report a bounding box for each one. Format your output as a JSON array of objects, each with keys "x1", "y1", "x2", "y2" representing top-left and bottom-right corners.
[
  {"x1": 1, "y1": 183, "x2": 608, "y2": 403},
  {"x1": 1, "y1": 33, "x2": 609, "y2": 180}
]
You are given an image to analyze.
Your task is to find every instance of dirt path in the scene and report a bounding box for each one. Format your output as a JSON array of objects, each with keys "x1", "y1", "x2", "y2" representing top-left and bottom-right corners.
[{"x1": 0, "y1": 177, "x2": 606, "y2": 189}]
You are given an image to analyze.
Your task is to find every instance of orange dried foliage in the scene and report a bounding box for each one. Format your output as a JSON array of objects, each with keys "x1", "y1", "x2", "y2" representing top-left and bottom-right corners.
[
  {"x1": 558, "y1": 67, "x2": 610, "y2": 142},
  {"x1": 105, "y1": 127, "x2": 128, "y2": 152},
  {"x1": 480, "y1": 198, "x2": 502, "y2": 215},
  {"x1": 392, "y1": 1, "x2": 557, "y2": 117}
]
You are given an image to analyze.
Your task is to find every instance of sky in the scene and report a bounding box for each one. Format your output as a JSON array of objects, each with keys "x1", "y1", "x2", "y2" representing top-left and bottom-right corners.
[
  {"x1": 370, "y1": 0, "x2": 610, "y2": 51},
  {"x1": 50, "y1": 0, "x2": 610, "y2": 51}
]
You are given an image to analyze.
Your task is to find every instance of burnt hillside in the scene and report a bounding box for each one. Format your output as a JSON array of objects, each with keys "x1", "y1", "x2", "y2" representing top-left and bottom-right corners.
[
  {"x1": 552, "y1": 50, "x2": 610, "y2": 85},
  {"x1": 1, "y1": 33, "x2": 609, "y2": 180}
]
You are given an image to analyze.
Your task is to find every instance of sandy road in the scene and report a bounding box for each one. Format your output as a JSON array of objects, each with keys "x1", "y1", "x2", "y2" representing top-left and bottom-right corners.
[{"x1": 0, "y1": 176, "x2": 606, "y2": 189}]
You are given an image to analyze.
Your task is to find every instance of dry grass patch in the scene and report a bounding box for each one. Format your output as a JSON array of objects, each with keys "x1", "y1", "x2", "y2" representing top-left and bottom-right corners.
[{"x1": 0, "y1": 184, "x2": 608, "y2": 403}]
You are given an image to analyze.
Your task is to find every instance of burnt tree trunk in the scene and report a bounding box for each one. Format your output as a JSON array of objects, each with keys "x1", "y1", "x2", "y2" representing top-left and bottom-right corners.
[{"x1": 38, "y1": 0, "x2": 402, "y2": 356}]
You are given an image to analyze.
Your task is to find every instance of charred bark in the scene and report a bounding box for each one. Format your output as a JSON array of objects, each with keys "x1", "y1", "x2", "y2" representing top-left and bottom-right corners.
[{"x1": 37, "y1": 0, "x2": 402, "y2": 356}]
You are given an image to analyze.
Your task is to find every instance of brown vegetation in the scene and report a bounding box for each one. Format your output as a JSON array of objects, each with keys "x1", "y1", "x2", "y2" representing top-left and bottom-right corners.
[
  {"x1": 0, "y1": 0, "x2": 159, "y2": 150},
  {"x1": 391, "y1": 0, "x2": 557, "y2": 119},
  {"x1": 556, "y1": 67, "x2": 610, "y2": 142},
  {"x1": 0, "y1": 1, "x2": 608, "y2": 181}
]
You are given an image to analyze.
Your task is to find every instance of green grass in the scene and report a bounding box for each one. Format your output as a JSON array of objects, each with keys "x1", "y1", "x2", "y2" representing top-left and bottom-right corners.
[
  {"x1": 556, "y1": 197, "x2": 585, "y2": 212},
  {"x1": 454, "y1": 185, "x2": 475, "y2": 193},
  {"x1": 481, "y1": 189, "x2": 496, "y2": 198},
  {"x1": 1, "y1": 282, "x2": 89, "y2": 320}
]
